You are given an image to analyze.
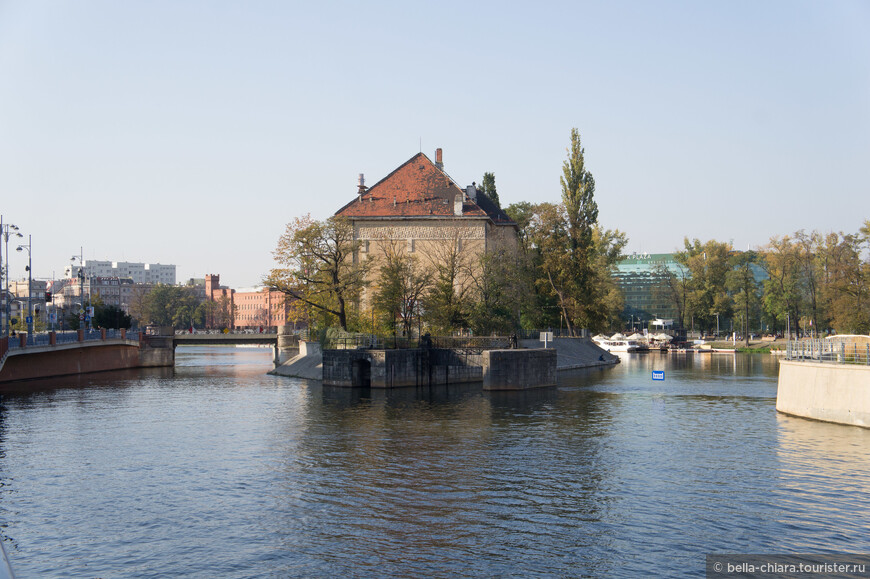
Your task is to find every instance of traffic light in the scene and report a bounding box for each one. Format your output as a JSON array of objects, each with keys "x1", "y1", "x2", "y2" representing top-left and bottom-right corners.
[{"x1": 45, "y1": 291, "x2": 52, "y2": 302}]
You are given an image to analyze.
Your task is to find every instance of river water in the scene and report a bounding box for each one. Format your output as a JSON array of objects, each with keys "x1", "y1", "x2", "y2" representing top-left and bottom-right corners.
[{"x1": 1, "y1": 347, "x2": 869, "y2": 577}]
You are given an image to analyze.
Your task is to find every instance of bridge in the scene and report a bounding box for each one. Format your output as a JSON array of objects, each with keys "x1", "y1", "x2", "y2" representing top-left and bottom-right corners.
[
  {"x1": 173, "y1": 332, "x2": 284, "y2": 364},
  {"x1": 173, "y1": 332, "x2": 279, "y2": 346},
  {"x1": 0, "y1": 329, "x2": 300, "y2": 385}
]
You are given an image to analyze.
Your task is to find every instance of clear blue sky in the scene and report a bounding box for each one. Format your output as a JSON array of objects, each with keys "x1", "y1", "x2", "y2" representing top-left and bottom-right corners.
[{"x1": 1, "y1": 0, "x2": 868, "y2": 287}]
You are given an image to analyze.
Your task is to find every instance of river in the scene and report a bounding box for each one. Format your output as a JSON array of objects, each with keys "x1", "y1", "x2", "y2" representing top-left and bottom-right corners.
[{"x1": 1, "y1": 347, "x2": 869, "y2": 577}]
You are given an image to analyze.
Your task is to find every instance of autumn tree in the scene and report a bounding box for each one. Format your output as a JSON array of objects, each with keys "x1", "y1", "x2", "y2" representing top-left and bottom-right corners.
[
  {"x1": 675, "y1": 239, "x2": 733, "y2": 335},
  {"x1": 652, "y1": 261, "x2": 691, "y2": 330},
  {"x1": 758, "y1": 236, "x2": 803, "y2": 337},
  {"x1": 265, "y1": 215, "x2": 368, "y2": 331},
  {"x1": 726, "y1": 251, "x2": 761, "y2": 345}
]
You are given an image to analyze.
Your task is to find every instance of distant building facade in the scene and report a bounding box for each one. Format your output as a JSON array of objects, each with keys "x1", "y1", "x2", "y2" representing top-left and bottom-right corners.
[
  {"x1": 615, "y1": 253, "x2": 684, "y2": 327},
  {"x1": 65, "y1": 260, "x2": 176, "y2": 285},
  {"x1": 204, "y1": 274, "x2": 297, "y2": 330}
]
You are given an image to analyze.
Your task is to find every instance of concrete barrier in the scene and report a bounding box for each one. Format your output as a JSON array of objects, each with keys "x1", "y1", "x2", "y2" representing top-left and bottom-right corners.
[
  {"x1": 482, "y1": 348, "x2": 557, "y2": 390},
  {"x1": 777, "y1": 360, "x2": 870, "y2": 428},
  {"x1": 519, "y1": 337, "x2": 618, "y2": 370}
]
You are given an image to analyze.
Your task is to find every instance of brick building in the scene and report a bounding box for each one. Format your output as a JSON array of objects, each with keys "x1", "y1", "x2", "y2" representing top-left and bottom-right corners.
[
  {"x1": 205, "y1": 274, "x2": 298, "y2": 330},
  {"x1": 334, "y1": 148, "x2": 518, "y2": 307}
]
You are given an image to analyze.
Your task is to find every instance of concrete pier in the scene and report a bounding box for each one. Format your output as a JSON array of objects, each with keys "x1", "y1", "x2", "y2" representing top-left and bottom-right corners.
[
  {"x1": 482, "y1": 348, "x2": 557, "y2": 390},
  {"x1": 777, "y1": 360, "x2": 870, "y2": 428}
]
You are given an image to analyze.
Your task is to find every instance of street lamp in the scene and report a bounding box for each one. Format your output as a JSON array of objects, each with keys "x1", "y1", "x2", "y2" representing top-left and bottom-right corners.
[
  {"x1": 16, "y1": 235, "x2": 32, "y2": 342},
  {"x1": 70, "y1": 249, "x2": 88, "y2": 329},
  {"x1": 1, "y1": 218, "x2": 23, "y2": 337}
]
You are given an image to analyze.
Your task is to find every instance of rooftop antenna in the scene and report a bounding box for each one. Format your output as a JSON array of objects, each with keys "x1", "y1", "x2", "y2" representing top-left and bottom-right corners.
[{"x1": 419, "y1": 137, "x2": 422, "y2": 152}]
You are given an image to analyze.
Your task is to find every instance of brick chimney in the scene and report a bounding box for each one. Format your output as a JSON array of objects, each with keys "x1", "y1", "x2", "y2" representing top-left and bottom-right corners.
[{"x1": 435, "y1": 148, "x2": 443, "y2": 170}]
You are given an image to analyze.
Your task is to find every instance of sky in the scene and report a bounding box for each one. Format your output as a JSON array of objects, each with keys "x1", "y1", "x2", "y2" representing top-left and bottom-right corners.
[{"x1": 0, "y1": 0, "x2": 868, "y2": 288}]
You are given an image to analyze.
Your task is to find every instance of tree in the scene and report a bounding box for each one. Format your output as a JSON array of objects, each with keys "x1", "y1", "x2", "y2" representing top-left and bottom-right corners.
[
  {"x1": 652, "y1": 262, "x2": 691, "y2": 330},
  {"x1": 480, "y1": 172, "x2": 500, "y2": 209},
  {"x1": 421, "y1": 232, "x2": 473, "y2": 333},
  {"x1": 94, "y1": 303, "x2": 133, "y2": 330},
  {"x1": 726, "y1": 251, "x2": 760, "y2": 345},
  {"x1": 675, "y1": 239, "x2": 733, "y2": 335},
  {"x1": 468, "y1": 248, "x2": 523, "y2": 334},
  {"x1": 759, "y1": 236, "x2": 803, "y2": 337},
  {"x1": 143, "y1": 285, "x2": 202, "y2": 328},
  {"x1": 560, "y1": 128, "x2": 605, "y2": 331},
  {"x1": 819, "y1": 228, "x2": 870, "y2": 334},
  {"x1": 265, "y1": 215, "x2": 369, "y2": 331},
  {"x1": 126, "y1": 284, "x2": 152, "y2": 326},
  {"x1": 529, "y1": 202, "x2": 576, "y2": 334},
  {"x1": 372, "y1": 238, "x2": 431, "y2": 337},
  {"x1": 561, "y1": 128, "x2": 598, "y2": 256},
  {"x1": 505, "y1": 201, "x2": 536, "y2": 253}
]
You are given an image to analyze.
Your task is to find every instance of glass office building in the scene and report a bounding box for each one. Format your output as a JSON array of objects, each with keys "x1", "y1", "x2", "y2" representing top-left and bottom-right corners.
[{"x1": 615, "y1": 253, "x2": 684, "y2": 328}]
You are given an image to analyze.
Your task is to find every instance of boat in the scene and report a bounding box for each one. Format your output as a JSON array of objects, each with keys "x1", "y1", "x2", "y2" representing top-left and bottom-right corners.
[{"x1": 594, "y1": 338, "x2": 642, "y2": 352}]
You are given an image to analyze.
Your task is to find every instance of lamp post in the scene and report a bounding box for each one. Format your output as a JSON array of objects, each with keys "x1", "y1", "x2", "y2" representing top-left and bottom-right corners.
[
  {"x1": 70, "y1": 249, "x2": 87, "y2": 329},
  {"x1": 1, "y1": 218, "x2": 23, "y2": 337},
  {"x1": 16, "y1": 235, "x2": 32, "y2": 343}
]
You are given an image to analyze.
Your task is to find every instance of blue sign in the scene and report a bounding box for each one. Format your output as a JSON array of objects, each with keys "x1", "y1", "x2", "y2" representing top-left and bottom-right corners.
[
  {"x1": 652, "y1": 371, "x2": 665, "y2": 381},
  {"x1": 26, "y1": 316, "x2": 33, "y2": 324}
]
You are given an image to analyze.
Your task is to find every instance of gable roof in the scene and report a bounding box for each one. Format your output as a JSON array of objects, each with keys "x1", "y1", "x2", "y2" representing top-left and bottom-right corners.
[{"x1": 335, "y1": 152, "x2": 514, "y2": 224}]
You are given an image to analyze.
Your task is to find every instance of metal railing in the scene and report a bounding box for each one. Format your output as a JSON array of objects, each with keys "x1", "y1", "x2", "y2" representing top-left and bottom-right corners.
[
  {"x1": 5, "y1": 329, "x2": 141, "y2": 350},
  {"x1": 326, "y1": 333, "x2": 512, "y2": 352},
  {"x1": 786, "y1": 339, "x2": 870, "y2": 365}
]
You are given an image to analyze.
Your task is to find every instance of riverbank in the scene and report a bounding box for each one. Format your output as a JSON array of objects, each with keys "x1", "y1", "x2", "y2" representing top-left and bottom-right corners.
[{"x1": 699, "y1": 338, "x2": 786, "y2": 354}]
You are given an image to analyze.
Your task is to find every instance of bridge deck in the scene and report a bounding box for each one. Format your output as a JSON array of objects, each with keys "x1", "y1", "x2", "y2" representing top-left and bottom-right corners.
[{"x1": 173, "y1": 333, "x2": 278, "y2": 346}]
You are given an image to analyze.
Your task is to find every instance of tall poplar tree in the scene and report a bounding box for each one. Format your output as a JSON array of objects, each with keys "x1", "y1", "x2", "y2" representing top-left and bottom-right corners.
[{"x1": 560, "y1": 128, "x2": 603, "y2": 331}]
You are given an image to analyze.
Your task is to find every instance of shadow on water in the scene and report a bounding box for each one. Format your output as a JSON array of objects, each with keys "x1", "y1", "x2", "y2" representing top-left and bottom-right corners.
[{"x1": 0, "y1": 367, "x2": 173, "y2": 398}]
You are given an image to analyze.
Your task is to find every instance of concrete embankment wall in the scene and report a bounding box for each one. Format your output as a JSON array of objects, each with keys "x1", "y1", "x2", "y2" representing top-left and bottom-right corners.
[
  {"x1": 777, "y1": 360, "x2": 870, "y2": 428},
  {"x1": 322, "y1": 348, "x2": 482, "y2": 388},
  {"x1": 483, "y1": 349, "x2": 557, "y2": 390},
  {"x1": 519, "y1": 337, "x2": 618, "y2": 370},
  {"x1": 270, "y1": 341, "x2": 322, "y2": 381}
]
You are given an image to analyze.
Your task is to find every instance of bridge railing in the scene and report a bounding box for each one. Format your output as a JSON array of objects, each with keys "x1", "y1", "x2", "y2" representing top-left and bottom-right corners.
[
  {"x1": 327, "y1": 333, "x2": 513, "y2": 351},
  {"x1": 786, "y1": 339, "x2": 870, "y2": 365},
  {"x1": 5, "y1": 329, "x2": 141, "y2": 350}
]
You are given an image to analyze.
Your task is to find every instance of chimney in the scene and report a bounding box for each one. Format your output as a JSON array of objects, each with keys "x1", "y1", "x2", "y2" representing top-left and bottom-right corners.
[
  {"x1": 466, "y1": 184, "x2": 477, "y2": 203},
  {"x1": 454, "y1": 192, "x2": 463, "y2": 216},
  {"x1": 357, "y1": 173, "x2": 367, "y2": 197},
  {"x1": 435, "y1": 148, "x2": 443, "y2": 169}
]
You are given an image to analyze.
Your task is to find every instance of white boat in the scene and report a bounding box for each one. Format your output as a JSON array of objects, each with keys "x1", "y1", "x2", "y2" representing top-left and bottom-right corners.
[{"x1": 594, "y1": 338, "x2": 642, "y2": 352}]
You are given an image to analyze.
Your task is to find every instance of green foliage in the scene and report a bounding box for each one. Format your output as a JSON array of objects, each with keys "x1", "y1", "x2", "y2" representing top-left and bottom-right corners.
[
  {"x1": 480, "y1": 172, "x2": 500, "y2": 209},
  {"x1": 468, "y1": 249, "x2": 524, "y2": 334},
  {"x1": 726, "y1": 251, "x2": 761, "y2": 346},
  {"x1": 143, "y1": 284, "x2": 203, "y2": 328},
  {"x1": 674, "y1": 239, "x2": 733, "y2": 334},
  {"x1": 94, "y1": 304, "x2": 133, "y2": 329},
  {"x1": 561, "y1": 127, "x2": 598, "y2": 255},
  {"x1": 516, "y1": 198, "x2": 625, "y2": 334},
  {"x1": 265, "y1": 214, "x2": 368, "y2": 331},
  {"x1": 755, "y1": 223, "x2": 870, "y2": 337}
]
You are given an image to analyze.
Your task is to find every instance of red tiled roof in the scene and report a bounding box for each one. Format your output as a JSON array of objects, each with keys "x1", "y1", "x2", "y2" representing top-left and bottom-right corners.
[{"x1": 335, "y1": 152, "x2": 514, "y2": 224}]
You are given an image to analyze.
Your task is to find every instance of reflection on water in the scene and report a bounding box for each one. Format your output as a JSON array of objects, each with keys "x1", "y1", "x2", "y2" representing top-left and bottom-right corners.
[{"x1": 1, "y1": 349, "x2": 869, "y2": 577}]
